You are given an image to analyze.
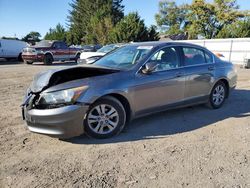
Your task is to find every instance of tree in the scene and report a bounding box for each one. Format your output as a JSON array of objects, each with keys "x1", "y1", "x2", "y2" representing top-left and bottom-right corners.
[
  {"x1": 86, "y1": 15, "x2": 114, "y2": 44},
  {"x1": 216, "y1": 18, "x2": 250, "y2": 38},
  {"x1": 155, "y1": 0, "x2": 188, "y2": 35},
  {"x1": 22, "y1": 31, "x2": 41, "y2": 43},
  {"x1": 147, "y1": 25, "x2": 160, "y2": 41},
  {"x1": 1, "y1": 37, "x2": 19, "y2": 40},
  {"x1": 110, "y1": 12, "x2": 150, "y2": 43},
  {"x1": 67, "y1": 0, "x2": 124, "y2": 44},
  {"x1": 44, "y1": 23, "x2": 67, "y2": 41},
  {"x1": 84, "y1": 2, "x2": 117, "y2": 44},
  {"x1": 155, "y1": 0, "x2": 247, "y2": 39},
  {"x1": 187, "y1": 0, "x2": 245, "y2": 39}
]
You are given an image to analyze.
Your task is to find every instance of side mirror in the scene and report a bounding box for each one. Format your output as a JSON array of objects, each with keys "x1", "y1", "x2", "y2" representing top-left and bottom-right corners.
[{"x1": 142, "y1": 61, "x2": 158, "y2": 74}]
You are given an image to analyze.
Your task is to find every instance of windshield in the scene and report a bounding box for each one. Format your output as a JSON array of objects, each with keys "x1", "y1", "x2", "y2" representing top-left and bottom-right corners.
[
  {"x1": 97, "y1": 44, "x2": 116, "y2": 53},
  {"x1": 93, "y1": 45, "x2": 153, "y2": 69},
  {"x1": 34, "y1": 40, "x2": 53, "y2": 47}
]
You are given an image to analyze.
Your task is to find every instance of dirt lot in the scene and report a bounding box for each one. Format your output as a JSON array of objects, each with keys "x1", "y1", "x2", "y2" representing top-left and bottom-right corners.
[{"x1": 0, "y1": 61, "x2": 249, "y2": 188}]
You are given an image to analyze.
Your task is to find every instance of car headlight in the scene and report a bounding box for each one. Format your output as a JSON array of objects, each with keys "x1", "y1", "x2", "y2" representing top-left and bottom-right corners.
[
  {"x1": 38, "y1": 86, "x2": 88, "y2": 107},
  {"x1": 36, "y1": 50, "x2": 44, "y2": 54}
]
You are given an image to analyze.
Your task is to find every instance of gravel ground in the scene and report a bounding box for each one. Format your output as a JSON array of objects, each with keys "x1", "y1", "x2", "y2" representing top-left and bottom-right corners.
[{"x1": 0, "y1": 61, "x2": 249, "y2": 188}]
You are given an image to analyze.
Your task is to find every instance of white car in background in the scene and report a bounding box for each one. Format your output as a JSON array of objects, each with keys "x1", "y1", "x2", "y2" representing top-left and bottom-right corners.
[
  {"x1": 78, "y1": 44, "x2": 124, "y2": 64},
  {"x1": 0, "y1": 39, "x2": 28, "y2": 61}
]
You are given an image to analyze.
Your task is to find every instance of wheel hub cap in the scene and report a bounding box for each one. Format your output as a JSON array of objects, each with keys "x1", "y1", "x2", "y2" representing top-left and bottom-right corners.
[
  {"x1": 87, "y1": 104, "x2": 119, "y2": 134},
  {"x1": 212, "y1": 85, "x2": 225, "y2": 105}
]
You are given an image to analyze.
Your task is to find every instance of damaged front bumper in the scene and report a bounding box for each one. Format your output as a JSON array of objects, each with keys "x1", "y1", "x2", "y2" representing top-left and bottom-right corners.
[{"x1": 22, "y1": 102, "x2": 89, "y2": 139}]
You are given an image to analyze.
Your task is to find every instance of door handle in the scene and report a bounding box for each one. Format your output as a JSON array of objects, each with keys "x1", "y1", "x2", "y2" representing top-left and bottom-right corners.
[{"x1": 208, "y1": 66, "x2": 215, "y2": 71}]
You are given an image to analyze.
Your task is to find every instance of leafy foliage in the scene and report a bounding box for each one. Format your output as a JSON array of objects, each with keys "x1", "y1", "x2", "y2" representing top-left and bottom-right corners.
[
  {"x1": 110, "y1": 12, "x2": 148, "y2": 42},
  {"x1": 155, "y1": 1, "x2": 188, "y2": 35},
  {"x1": 44, "y1": 24, "x2": 67, "y2": 41},
  {"x1": 22, "y1": 31, "x2": 41, "y2": 43},
  {"x1": 111, "y1": 12, "x2": 159, "y2": 42},
  {"x1": 1, "y1": 37, "x2": 19, "y2": 40},
  {"x1": 155, "y1": 0, "x2": 248, "y2": 39},
  {"x1": 216, "y1": 18, "x2": 250, "y2": 38},
  {"x1": 67, "y1": 0, "x2": 124, "y2": 44}
]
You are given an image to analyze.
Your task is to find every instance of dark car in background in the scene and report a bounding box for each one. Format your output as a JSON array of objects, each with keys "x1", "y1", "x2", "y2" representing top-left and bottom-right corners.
[
  {"x1": 22, "y1": 40, "x2": 82, "y2": 65},
  {"x1": 22, "y1": 42, "x2": 237, "y2": 139}
]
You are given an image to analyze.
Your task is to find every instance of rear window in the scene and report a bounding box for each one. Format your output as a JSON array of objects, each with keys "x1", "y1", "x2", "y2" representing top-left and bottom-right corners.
[
  {"x1": 204, "y1": 52, "x2": 214, "y2": 64},
  {"x1": 183, "y1": 47, "x2": 207, "y2": 66},
  {"x1": 34, "y1": 41, "x2": 53, "y2": 47}
]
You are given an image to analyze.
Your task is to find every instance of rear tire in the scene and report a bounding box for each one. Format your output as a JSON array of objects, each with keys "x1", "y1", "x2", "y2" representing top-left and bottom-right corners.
[
  {"x1": 207, "y1": 81, "x2": 227, "y2": 109},
  {"x1": 84, "y1": 96, "x2": 126, "y2": 139},
  {"x1": 44, "y1": 54, "x2": 53, "y2": 65}
]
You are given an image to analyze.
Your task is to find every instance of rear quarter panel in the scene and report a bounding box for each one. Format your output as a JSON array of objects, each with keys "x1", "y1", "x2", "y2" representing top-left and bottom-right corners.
[{"x1": 214, "y1": 59, "x2": 237, "y2": 89}]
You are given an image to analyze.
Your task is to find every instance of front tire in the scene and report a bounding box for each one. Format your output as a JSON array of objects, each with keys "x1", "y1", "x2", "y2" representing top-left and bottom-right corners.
[
  {"x1": 24, "y1": 60, "x2": 33, "y2": 64},
  {"x1": 207, "y1": 81, "x2": 227, "y2": 109},
  {"x1": 84, "y1": 96, "x2": 126, "y2": 139},
  {"x1": 44, "y1": 54, "x2": 53, "y2": 65},
  {"x1": 18, "y1": 53, "x2": 23, "y2": 62}
]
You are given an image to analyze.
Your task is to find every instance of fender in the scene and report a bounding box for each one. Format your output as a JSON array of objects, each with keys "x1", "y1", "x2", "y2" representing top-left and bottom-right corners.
[
  {"x1": 44, "y1": 51, "x2": 54, "y2": 57},
  {"x1": 74, "y1": 51, "x2": 81, "y2": 57},
  {"x1": 209, "y1": 77, "x2": 230, "y2": 96}
]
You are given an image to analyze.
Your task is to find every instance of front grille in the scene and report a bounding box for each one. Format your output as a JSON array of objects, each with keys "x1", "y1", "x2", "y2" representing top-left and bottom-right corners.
[{"x1": 23, "y1": 48, "x2": 36, "y2": 53}]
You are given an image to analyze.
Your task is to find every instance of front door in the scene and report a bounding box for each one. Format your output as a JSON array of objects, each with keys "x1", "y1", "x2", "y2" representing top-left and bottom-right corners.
[
  {"x1": 52, "y1": 42, "x2": 69, "y2": 61},
  {"x1": 133, "y1": 46, "x2": 185, "y2": 115}
]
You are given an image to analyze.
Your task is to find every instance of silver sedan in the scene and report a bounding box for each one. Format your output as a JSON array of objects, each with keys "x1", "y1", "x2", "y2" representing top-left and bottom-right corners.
[{"x1": 21, "y1": 42, "x2": 237, "y2": 139}]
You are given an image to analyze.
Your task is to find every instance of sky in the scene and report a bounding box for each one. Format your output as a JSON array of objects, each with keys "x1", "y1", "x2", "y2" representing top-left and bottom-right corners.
[{"x1": 0, "y1": 0, "x2": 250, "y2": 39}]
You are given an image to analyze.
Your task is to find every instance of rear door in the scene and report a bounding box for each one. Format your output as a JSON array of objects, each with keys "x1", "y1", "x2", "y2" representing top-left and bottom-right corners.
[{"x1": 181, "y1": 46, "x2": 215, "y2": 99}]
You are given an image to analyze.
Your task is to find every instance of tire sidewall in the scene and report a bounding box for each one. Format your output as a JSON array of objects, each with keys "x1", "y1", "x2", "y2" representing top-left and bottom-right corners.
[
  {"x1": 44, "y1": 54, "x2": 53, "y2": 65},
  {"x1": 25, "y1": 60, "x2": 33, "y2": 64},
  {"x1": 18, "y1": 53, "x2": 23, "y2": 62},
  {"x1": 84, "y1": 97, "x2": 126, "y2": 139},
  {"x1": 209, "y1": 81, "x2": 227, "y2": 109}
]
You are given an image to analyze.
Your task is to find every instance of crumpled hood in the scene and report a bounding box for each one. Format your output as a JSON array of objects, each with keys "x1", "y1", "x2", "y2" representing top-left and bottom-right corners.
[
  {"x1": 30, "y1": 68, "x2": 66, "y2": 93},
  {"x1": 30, "y1": 66, "x2": 119, "y2": 93}
]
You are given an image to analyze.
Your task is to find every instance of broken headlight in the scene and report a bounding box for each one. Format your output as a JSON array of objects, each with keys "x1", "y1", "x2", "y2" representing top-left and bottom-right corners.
[{"x1": 37, "y1": 86, "x2": 88, "y2": 107}]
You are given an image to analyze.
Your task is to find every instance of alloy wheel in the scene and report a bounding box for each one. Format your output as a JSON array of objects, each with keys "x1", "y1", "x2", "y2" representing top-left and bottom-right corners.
[
  {"x1": 212, "y1": 85, "x2": 225, "y2": 106},
  {"x1": 87, "y1": 104, "x2": 119, "y2": 134}
]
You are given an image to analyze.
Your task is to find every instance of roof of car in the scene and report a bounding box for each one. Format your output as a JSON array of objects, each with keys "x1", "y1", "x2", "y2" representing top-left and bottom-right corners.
[{"x1": 129, "y1": 41, "x2": 205, "y2": 49}]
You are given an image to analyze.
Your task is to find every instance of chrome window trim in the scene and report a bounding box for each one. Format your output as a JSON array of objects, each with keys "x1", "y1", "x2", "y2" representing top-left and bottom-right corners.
[{"x1": 181, "y1": 62, "x2": 215, "y2": 68}]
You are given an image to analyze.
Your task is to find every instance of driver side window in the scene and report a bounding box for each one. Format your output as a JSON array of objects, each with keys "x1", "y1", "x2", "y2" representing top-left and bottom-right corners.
[
  {"x1": 53, "y1": 42, "x2": 60, "y2": 49},
  {"x1": 150, "y1": 47, "x2": 180, "y2": 72}
]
